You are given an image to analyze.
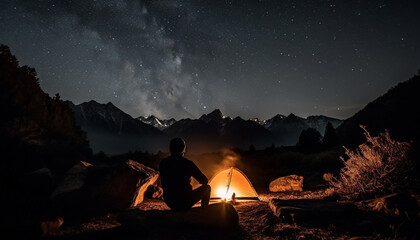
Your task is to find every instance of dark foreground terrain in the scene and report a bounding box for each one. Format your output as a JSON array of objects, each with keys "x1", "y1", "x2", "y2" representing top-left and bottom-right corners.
[{"x1": 43, "y1": 190, "x2": 419, "y2": 240}]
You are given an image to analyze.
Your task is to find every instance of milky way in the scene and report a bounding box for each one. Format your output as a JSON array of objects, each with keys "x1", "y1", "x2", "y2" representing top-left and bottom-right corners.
[{"x1": 1, "y1": 0, "x2": 419, "y2": 120}]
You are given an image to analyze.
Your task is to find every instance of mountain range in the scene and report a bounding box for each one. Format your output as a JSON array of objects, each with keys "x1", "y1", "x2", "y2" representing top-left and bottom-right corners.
[
  {"x1": 68, "y1": 72, "x2": 420, "y2": 155},
  {"x1": 69, "y1": 102, "x2": 343, "y2": 154},
  {"x1": 68, "y1": 100, "x2": 168, "y2": 154}
]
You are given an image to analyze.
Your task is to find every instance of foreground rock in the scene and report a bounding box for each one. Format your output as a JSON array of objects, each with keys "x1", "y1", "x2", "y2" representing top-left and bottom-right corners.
[
  {"x1": 88, "y1": 159, "x2": 159, "y2": 209},
  {"x1": 269, "y1": 199, "x2": 389, "y2": 235},
  {"x1": 359, "y1": 193, "x2": 419, "y2": 221},
  {"x1": 21, "y1": 168, "x2": 54, "y2": 199},
  {"x1": 145, "y1": 183, "x2": 164, "y2": 199},
  {"x1": 2, "y1": 168, "x2": 55, "y2": 238},
  {"x1": 118, "y1": 203, "x2": 239, "y2": 230},
  {"x1": 269, "y1": 175, "x2": 303, "y2": 192},
  {"x1": 50, "y1": 161, "x2": 92, "y2": 198},
  {"x1": 52, "y1": 160, "x2": 159, "y2": 216},
  {"x1": 270, "y1": 199, "x2": 358, "y2": 221}
]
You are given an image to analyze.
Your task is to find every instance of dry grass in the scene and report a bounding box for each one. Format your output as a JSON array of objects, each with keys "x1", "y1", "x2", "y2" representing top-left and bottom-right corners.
[
  {"x1": 259, "y1": 189, "x2": 333, "y2": 202},
  {"x1": 332, "y1": 126, "x2": 412, "y2": 201}
]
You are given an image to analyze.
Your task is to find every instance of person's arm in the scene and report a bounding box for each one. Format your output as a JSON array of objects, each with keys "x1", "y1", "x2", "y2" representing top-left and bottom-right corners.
[{"x1": 189, "y1": 161, "x2": 208, "y2": 185}]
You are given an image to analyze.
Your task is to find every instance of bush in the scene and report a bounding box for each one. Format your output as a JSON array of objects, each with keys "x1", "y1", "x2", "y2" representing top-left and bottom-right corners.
[{"x1": 331, "y1": 126, "x2": 412, "y2": 201}]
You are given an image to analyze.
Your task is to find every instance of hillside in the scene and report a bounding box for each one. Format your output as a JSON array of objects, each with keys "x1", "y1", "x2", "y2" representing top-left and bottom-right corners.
[
  {"x1": 69, "y1": 100, "x2": 169, "y2": 155},
  {"x1": 0, "y1": 45, "x2": 90, "y2": 176},
  {"x1": 336, "y1": 74, "x2": 420, "y2": 148}
]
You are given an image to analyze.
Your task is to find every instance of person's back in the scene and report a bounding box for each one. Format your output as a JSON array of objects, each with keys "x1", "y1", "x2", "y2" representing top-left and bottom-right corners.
[
  {"x1": 160, "y1": 155, "x2": 206, "y2": 199},
  {"x1": 159, "y1": 138, "x2": 211, "y2": 210}
]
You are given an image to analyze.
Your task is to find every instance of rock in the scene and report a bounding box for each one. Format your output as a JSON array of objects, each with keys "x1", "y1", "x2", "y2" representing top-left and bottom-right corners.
[
  {"x1": 118, "y1": 202, "x2": 239, "y2": 230},
  {"x1": 1, "y1": 168, "x2": 56, "y2": 239},
  {"x1": 145, "y1": 184, "x2": 163, "y2": 199},
  {"x1": 269, "y1": 199, "x2": 358, "y2": 222},
  {"x1": 21, "y1": 168, "x2": 54, "y2": 199},
  {"x1": 269, "y1": 175, "x2": 303, "y2": 192},
  {"x1": 269, "y1": 198, "x2": 381, "y2": 234},
  {"x1": 87, "y1": 159, "x2": 159, "y2": 210},
  {"x1": 50, "y1": 161, "x2": 92, "y2": 198},
  {"x1": 360, "y1": 193, "x2": 419, "y2": 220},
  {"x1": 40, "y1": 217, "x2": 64, "y2": 237},
  {"x1": 52, "y1": 159, "x2": 159, "y2": 216}
]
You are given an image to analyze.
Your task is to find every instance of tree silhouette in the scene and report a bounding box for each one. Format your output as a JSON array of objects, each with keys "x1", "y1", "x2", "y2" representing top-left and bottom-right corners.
[
  {"x1": 249, "y1": 144, "x2": 255, "y2": 152},
  {"x1": 0, "y1": 44, "x2": 90, "y2": 175},
  {"x1": 323, "y1": 122, "x2": 338, "y2": 148},
  {"x1": 297, "y1": 128, "x2": 322, "y2": 152}
]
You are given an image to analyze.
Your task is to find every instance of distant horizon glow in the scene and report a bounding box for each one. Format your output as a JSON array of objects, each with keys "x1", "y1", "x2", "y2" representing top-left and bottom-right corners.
[{"x1": 1, "y1": 0, "x2": 419, "y2": 120}]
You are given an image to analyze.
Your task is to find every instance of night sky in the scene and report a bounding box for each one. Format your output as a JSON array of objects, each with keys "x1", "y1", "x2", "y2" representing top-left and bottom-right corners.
[{"x1": 1, "y1": 0, "x2": 419, "y2": 120}]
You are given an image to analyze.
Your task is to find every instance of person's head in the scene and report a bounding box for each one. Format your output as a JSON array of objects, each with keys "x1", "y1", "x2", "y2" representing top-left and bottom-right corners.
[{"x1": 170, "y1": 138, "x2": 186, "y2": 156}]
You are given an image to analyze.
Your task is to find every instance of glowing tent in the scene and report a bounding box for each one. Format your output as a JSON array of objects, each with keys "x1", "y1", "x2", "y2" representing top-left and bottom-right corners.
[{"x1": 209, "y1": 167, "x2": 259, "y2": 200}]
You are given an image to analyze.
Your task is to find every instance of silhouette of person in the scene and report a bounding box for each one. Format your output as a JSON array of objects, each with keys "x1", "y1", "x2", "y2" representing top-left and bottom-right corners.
[{"x1": 159, "y1": 138, "x2": 211, "y2": 210}]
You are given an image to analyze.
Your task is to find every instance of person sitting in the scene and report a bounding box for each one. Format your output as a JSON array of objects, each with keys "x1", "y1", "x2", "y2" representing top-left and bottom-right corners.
[{"x1": 159, "y1": 138, "x2": 211, "y2": 210}]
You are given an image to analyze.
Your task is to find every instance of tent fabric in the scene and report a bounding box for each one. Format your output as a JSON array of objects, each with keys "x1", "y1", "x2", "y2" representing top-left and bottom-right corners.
[{"x1": 209, "y1": 167, "x2": 259, "y2": 200}]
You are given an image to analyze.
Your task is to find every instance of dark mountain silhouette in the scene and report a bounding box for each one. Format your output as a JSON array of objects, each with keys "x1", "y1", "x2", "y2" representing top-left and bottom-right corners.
[
  {"x1": 264, "y1": 113, "x2": 342, "y2": 146},
  {"x1": 135, "y1": 110, "x2": 343, "y2": 149},
  {"x1": 336, "y1": 73, "x2": 420, "y2": 149},
  {"x1": 164, "y1": 110, "x2": 273, "y2": 152},
  {"x1": 305, "y1": 115, "x2": 343, "y2": 133},
  {"x1": 222, "y1": 117, "x2": 274, "y2": 149},
  {"x1": 67, "y1": 100, "x2": 343, "y2": 154},
  {"x1": 266, "y1": 113, "x2": 307, "y2": 146},
  {"x1": 199, "y1": 109, "x2": 232, "y2": 124},
  {"x1": 69, "y1": 101, "x2": 169, "y2": 155},
  {"x1": 71, "y1": 105, "x2": 273, "y2": 154},
  {"x1": 262, "y1": 114, "x2": 286, "y2": 128},
  {"x1": 0, "y1": 45, "x2": 89, "y2": 176},
  {"x1": 164, "y1": 118, "x2": 222, "y2": 153}
]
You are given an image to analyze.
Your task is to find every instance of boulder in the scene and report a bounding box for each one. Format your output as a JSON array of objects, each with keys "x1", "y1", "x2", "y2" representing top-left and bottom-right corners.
[
  {"x1": 269, "y1": 175, "x2": 303, "y2": 192},
  {"x1": 1, "y1": 168, "x2": 56, "y2": 239},
  {"x1": 118, "y1": 203, "x2": 239, "y2": 230},
  {"x1": 87, "y1": 159, "x2": 159, "y2": 211},
  {"x1": 50, "y1": 161, "x2": 92, "y2": 198},
  {"x1": 21, "y1": 168, "x2": 54, "y2": 199},
  {"x1": 269, "y1": 199, "x2": 388, "y2": 234},
  {"x1": 145, "y1": 184, "x2": 163, "y2": 199},
  {"x1": 52, "y1": 159, "x2": 159, "y2": 216},
  {"x1": 40, "y1": 217, "x2": 64, "y2": 237},
  {"x1": 269, "y1": 199, "x2": 358, "y2": 221},
  {"x1": 360, "y1": 193, "x2": 419, "y2": 220}
]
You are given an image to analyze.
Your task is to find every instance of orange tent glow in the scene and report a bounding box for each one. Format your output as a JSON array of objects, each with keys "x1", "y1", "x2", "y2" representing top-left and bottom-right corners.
[{"x1": 209, "y1": 167, "x2": 259, "y2": 200}]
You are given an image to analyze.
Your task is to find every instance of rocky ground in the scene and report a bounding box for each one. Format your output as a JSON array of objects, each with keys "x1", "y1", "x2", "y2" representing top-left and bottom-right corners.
[
  {"x1": 42, "y1": 189, "x2": 418, "y2": 240},
  {"x1": 8, "y1": 159, "x2": 416, "y2": 239}
]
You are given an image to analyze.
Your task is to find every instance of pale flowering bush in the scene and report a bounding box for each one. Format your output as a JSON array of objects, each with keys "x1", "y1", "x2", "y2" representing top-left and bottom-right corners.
[{"x1": 332, "y1": 126, "x2": 412, "y2": 201}]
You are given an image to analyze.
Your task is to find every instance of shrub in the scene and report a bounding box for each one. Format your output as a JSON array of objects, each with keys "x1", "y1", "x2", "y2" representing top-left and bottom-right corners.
[
  {"x1": 297, "y1": 128, "x2": 322, "y2": 152},
  {"x1": 331, "y1": 126, "x2": 412, "y2": 201}
]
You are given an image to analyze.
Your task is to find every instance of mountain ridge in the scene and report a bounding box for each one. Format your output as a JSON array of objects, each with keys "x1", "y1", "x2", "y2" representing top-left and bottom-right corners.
[
  {"x1": 68, "y1": 100, "x2": 168, "y2": 154},
  {"x1": 336, "y1": 73, "x2": 420, "y2": 148},
  {"x1": 68, "y1": 69, "x2": 420, "y2": 155},
  {"x1": 69, "y1": 100, "x2": 343, "y2": 154}
]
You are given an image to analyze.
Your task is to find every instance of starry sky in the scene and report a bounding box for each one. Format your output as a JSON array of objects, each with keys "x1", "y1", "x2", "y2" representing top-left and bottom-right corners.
[{"x1": 1, "y1": 0, "x2": 419, "y2": 120}]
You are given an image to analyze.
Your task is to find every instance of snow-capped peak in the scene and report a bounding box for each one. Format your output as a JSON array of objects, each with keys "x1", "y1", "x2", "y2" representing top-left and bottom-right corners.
[{"x1": 137, "y1": 115, "x2": 176, "y2": 130}]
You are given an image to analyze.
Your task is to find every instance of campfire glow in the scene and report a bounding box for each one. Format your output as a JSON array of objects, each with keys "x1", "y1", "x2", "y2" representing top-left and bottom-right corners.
[{"x1": 216, "y1": 186, "x2": 236, "y2": 201}]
